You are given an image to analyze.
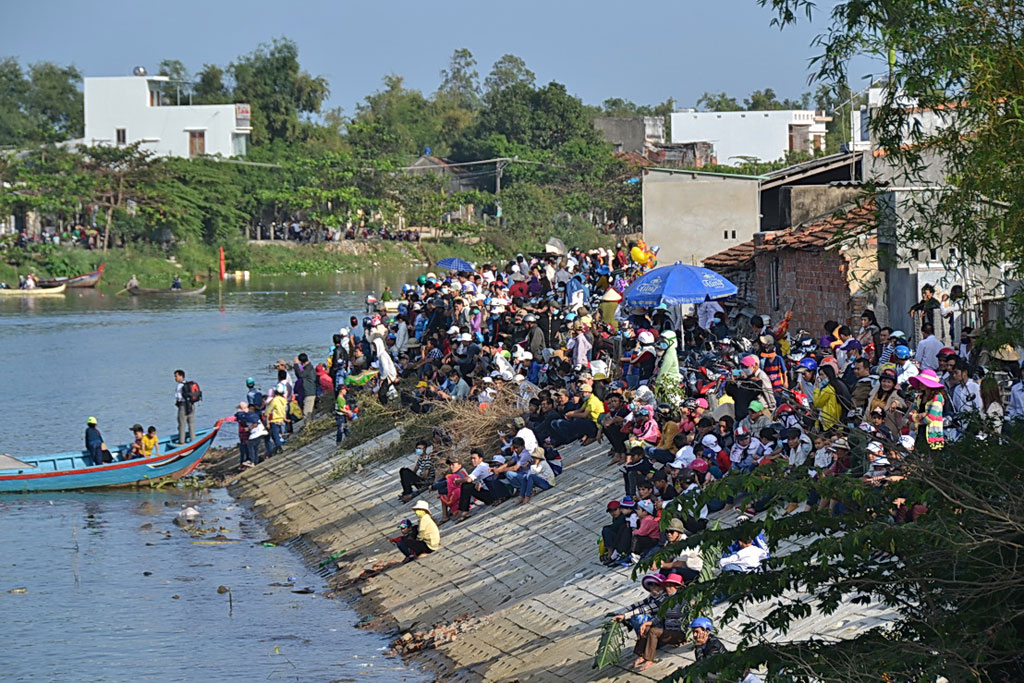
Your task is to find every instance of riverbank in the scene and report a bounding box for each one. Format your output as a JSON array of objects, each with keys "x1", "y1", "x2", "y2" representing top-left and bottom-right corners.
[
  {"x1": 0, "y1": 224, "x2": 609, "y2": 290},
  {"x1": 0, "y1": 240, "x2": 469, "y2": 290},
  {"x1": 227, "y1": 412, "x2": 896, "y2": 681}
]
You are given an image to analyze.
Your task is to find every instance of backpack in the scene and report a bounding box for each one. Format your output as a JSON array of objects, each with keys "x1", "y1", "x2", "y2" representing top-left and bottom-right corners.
[{"x1": 181, "y1": 380, "x2": 202, "y2": 403}]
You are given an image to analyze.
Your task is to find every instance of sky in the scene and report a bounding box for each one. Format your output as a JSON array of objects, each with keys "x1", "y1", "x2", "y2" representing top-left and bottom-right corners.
[{"x1": 4, "y1": 0, "x2": 880, "y2": 114}]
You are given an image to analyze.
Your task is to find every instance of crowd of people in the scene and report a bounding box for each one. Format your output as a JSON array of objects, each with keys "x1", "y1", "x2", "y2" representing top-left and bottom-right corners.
[
  {"x1": 226, "y1": 240, "x2": 1023, "y2": 673},
  {"x1": 249, "y1": 221, "x2": 422, "y2": 243}
]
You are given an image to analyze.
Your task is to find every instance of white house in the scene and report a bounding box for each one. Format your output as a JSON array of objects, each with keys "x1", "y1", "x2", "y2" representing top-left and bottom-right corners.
[
  {"x1": 670, "y1": 110, "x2": 830, "y2": 164},
  {"x1": 84, "y1": 75, "x2": 251, "y2": 158}
]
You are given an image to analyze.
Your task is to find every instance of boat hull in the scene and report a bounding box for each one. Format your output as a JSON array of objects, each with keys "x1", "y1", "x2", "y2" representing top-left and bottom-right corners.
[
  {"x1": 0, "y1": 284, "x2": 66, "y2": 296},
  {"x1": 127, "y1": 284, "x2": 207, "y2": 297},
  {"x1": 0, "y1": 422, "x2": 222, "y2": 493},
  {"x1": 37, "y1": 264, "x2": 105, "y2": 289}
]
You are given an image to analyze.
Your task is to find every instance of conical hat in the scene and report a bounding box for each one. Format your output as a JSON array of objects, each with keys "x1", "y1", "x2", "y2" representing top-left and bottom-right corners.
[{"x1": 600, "y1": 288, "x2": 622, "y2": 302}]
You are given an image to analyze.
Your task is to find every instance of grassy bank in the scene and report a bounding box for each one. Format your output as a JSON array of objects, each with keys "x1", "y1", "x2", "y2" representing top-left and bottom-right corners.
[{"x1": 1, "y1": 225, "x2": 615, "y2": 289}]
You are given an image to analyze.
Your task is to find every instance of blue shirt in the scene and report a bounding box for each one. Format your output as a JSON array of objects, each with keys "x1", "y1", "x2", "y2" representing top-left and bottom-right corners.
[{"x1": 85, "y1": 426, "x2": 103, "y2": 448}]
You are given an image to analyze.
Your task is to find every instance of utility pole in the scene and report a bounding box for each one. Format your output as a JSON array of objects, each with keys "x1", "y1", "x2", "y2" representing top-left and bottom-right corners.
[{"x1": 495, "y1": 158, "x2": 508, "y2": 227}]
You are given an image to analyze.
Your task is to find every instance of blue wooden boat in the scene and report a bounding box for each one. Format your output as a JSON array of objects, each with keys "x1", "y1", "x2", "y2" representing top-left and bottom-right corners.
[{"x1": 0, "y1": 420, "x2": 223, "y2": 493}]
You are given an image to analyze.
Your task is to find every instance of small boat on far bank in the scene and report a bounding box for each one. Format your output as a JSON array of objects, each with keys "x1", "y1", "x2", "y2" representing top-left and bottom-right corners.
[
  {"x1": 127, "y1": 284, "x2": 207, "y2": 297},
  {"x1": 0, "y1": 421, "x2": 223, "y2": 493},
  {"x1": 37, "y1": 264, "x2": 105, "y2": 289},
  {"x1": 0, "y1": 284, "x2": 67, "y2": 296}
]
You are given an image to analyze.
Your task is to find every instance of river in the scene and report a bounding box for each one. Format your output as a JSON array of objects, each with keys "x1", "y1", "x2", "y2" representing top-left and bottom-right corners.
[
  {"x1": 0, "y1": 270, "x2": 422, "y2": 682},
  {"x1": 0, "y1": 271, "x2": 415, "y2": 454}
]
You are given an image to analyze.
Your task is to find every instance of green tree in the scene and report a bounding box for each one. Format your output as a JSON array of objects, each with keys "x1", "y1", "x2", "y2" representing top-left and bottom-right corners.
[
  {"x1": 349, "y1": 74, "x2": 439, "y2": 158},
  {"x1": 78, "y1": 144, "x2": 164, "y2": 252},
  {"x1": 230, "y1": 38, "x2": 329, "y2": 144},
  {"x1": 696, "y1": 91, "x2": 741, "y2": 111},
  {"x1": 436, "y1": 48, "x2": 481, "y2": 111},
  {"x1": 193, "y1": 64, "x2": 230, "y2": 104},
  {"x1": 744, "y1": 87, "x2": 806, "y2": 110},
  {"x1": 0, "y1": 58, "x2": 83, "y2": 145},
  {"x1": 483, "y1": 54, "x2": 535, "y2": 104}
]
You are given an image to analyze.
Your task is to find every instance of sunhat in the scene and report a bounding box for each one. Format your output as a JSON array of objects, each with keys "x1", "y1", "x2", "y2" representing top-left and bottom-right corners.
[
  {"x1": 411, "y1": 500, "x2": 431, "y2": 512},
  {"x1": 909, "y1": 368, "x2": 943, "y2": 389},
  {"x1": 662, "y1": 573, "x2": 684, "y2": 587}
]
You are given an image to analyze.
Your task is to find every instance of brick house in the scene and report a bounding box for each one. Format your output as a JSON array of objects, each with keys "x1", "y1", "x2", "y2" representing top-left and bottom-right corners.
[{"x1": 703, "y1": 203, "x2": 883, "y2": 333}]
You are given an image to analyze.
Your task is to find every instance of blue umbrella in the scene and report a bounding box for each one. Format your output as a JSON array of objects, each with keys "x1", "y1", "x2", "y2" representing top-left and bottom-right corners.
[
  {"x1": 622, "y1": 262, "x2": 737, "y2": 307},
  {"x1": 436, "y1": 257, "x2": 475, "y2": 272}
]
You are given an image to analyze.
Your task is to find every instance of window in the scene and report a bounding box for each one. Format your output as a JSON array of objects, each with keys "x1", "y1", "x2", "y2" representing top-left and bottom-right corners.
[
  {"x1": 731, "y1": 230, "x2": 736, "y2": 239},
  {"x1": 115, "y1": 128, "x2": 126, "y2": 145},
  {"x1": 723, "y1": 230, "x2": 729, "y2": 239},
  {"x1": 188, "y1": 131, "x2": 205, "y2": 158},
  {"x1": 929, "y1": 247, "x2": 938, "y2": 261}
]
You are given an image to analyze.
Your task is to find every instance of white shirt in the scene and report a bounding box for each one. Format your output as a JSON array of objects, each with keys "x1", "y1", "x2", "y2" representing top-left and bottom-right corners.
[
  {"x1": 528, "y1": 458, "x2": 556, "y2": 486},
  {"x1": 515, "y1": 427, "x2": 539, "y2": 454},
  {"x1": 915, "y1": 334, "x2": 943, "y2": 370},
  {"x1": 897, "y1": 360, "x2": 920, "y2": 386},
  {"x1": 719, "y1": 544, "x2": 768, "y2": 572},
  {"x1": 951, "y1": 380, "x2": 982, "y2": 414},
  {"x1": 175, "y1": 381, "x2": 184, "y2": 403},
  {"x1": 467, "y1": 462, "x2": 491, "y2": 482},
  {"x1": 697, "y1": 301, "x2": 724, "y2": 331}
]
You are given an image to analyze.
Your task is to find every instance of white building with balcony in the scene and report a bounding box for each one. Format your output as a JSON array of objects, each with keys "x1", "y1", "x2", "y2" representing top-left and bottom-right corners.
[
  {"x1": 84, "y1": 74, "x2": 250, "y2": 158},
  {"x1": 670, "y1": 109, "x2": 830, "y2": 164}
]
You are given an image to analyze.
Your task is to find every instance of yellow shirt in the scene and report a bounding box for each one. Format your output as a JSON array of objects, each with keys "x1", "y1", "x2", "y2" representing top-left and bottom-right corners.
[
  {"x1": 140, "y1": 434, "x2": 158, "y2": 456},
  {"x1": 416, "y1": 513, "x2": 441, "y2": 551},
  {"x1": 582, "y1": 393, "x2": 605, "y2": 424},
  {"x1": 265, "y1": 395, "x2": 287, "y2": 424}
]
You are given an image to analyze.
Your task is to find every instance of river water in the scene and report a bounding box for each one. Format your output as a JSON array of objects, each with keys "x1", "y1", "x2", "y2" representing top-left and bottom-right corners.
[
  {"x1": 0, "y1": 271, "x2": 414, "y2": 454},
  {"x1": 0, "y1": 270, "x2": 422, "y2": 682}
]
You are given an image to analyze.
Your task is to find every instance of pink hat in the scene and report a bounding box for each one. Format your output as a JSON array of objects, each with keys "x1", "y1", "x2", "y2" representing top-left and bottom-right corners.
[
  {"x1": 910, "y1": 368, "x2": 943, "y2": 390},
  {"x1": 740, "y1": 355, "x2": 759, "y2": 368},
  {"x1": 695, "y1": 398, "x2": 709, "y2": 409},
  {"x1": 662, "y1": 573, "x2": 685, "y2": 587}
]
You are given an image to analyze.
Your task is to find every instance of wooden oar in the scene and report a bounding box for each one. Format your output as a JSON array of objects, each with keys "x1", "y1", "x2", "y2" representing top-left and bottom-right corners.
[{"x1": 114, "y1": 287, "x2": 128, "y2": 295}]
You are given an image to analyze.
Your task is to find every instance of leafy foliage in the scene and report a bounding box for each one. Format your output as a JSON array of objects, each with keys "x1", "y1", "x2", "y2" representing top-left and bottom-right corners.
[
  {"x1": 645, "y1": 425, "x2": 1024, "y2": 682},
  {"x1": 593, "y1": 618, "x2": 627, "y2": 670}
]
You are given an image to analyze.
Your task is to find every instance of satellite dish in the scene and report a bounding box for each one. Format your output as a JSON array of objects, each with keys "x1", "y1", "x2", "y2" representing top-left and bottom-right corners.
[{"x1": 132, "y1": 66, "x2": 147, "y2": 77}]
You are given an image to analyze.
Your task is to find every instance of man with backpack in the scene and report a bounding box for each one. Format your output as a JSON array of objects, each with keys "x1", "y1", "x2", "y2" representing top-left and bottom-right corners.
[{"x1": 174, "y1": 369, "x2": 201, "y2": 444}]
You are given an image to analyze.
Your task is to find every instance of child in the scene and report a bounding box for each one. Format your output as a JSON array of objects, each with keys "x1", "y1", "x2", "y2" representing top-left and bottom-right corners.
[{"x1": 142, "y1": 426, "x2": 159, "y2": 457}]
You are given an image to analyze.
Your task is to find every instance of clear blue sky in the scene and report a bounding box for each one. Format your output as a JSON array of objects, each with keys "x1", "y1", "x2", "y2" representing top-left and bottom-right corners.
[{"x1": 5, "y1": 0, "x2": 877, "y2": 113}]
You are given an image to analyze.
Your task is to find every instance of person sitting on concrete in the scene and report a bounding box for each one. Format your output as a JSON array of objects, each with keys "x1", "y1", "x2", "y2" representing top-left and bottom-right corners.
[
  {"x1": 631, "y1": 572, "x2": 689, "y2": 672},
  {"x1": 454, "y1": 450, "x2": 498, "y2": 522},
  {"x1": 492, "y1": 437, "x2": 532, "y2": 491},
  {"x1": 396, "y1": 500, "x2": 440, "y2": 562},
  {"x1": 656, "y1": 517, "x2": 704, "y2": 583},
  {"x1": 600, "y1": 500, "x2": 633, "y2": 565},
  {"x1": 515, "y1": 447, "x2": 557, "y2": 505},
  {"x1": 610, "y1": 574, "x2": 667, "y2": 642},
  {"x1": 631, "y1": 499, "x2": 661, "y2": 560},
  {"x1": 719, "y1": 534, "x2": 769, "y2": 573},
  {"x1": 689, "y1": 617, "x2": 728, "y2": 664},
  {"x1": 398, "y1": 440, "x2": 435, "y2": 503},
  {"x1": 622, "y1": 443, "x2": 654, "y2": 497}
]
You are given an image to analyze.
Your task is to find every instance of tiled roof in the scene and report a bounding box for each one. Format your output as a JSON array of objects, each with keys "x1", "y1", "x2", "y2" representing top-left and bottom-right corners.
[
  {"x1": 703, "y1": 240, "x2": 756, "y2": 270},
  {"x1": 759, "y1": 202, "x2": 876, "y2": 253},
  {"x1": 613, "y1": 151, "x2": 652, "y2": 167},
  {"x1": 702, "y1": 202, "x2": 877, "y2": 270}
]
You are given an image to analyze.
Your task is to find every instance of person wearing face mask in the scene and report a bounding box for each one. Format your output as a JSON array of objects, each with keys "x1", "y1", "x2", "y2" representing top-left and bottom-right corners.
[
  {"x1": 738, "y1": 355, "x2": 776, "y2": 413},
  {"x1": 398, "y1": 440, "x2": 435, "y2": 503}
]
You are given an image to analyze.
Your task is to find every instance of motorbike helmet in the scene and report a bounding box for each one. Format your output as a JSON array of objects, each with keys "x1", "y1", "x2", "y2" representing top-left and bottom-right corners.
[
  {"x1": 894, "y1": 345, "x2": 911, "y2": 360},
  {"x1": 798, "y1": 357, "x2": 818, "y2": 372},
  {"x1": 245, "y1": 377, "x2": 255, "y2": 387},
  {"x1": 417, "y1": 275, "x2": 427, "y2": 285},
  {"x1": 637, "y1": 330, "x2": 655, "y2": 345},
  {"x1": 689, "y1": 617, "x2": 713, "y2": 631}
]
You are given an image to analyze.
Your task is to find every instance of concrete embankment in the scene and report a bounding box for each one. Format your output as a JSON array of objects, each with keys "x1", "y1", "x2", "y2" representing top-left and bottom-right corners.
[{"x1": 231, "y1": 427, "x2": 894, "y2": 682}]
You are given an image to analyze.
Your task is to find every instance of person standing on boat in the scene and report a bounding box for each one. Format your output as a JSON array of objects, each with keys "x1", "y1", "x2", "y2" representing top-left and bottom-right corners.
[
  {"x1": 85, "y1": 417, "x2": 105, "y2": 466},
  {"x1": 174, "y1": 369, "x2": 196, "y2": 444}
]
